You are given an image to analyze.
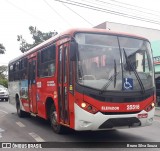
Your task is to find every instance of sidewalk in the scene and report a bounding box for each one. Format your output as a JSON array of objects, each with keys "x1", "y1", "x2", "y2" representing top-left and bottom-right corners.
[{"x1": 155, "y1": 107, "x2": 160, "y2": 117}]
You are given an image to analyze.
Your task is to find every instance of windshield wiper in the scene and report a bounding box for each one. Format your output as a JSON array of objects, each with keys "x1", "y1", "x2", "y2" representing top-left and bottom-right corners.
[
  {"x1": 123, "y1": 48, "x2": 145, "y2": 94},
  {"x1": 99, "y1": 59, "x2": 118, "y2": 94},
  {"x1": 114, "y1": 60, "x2": 117, "y2": 88}
]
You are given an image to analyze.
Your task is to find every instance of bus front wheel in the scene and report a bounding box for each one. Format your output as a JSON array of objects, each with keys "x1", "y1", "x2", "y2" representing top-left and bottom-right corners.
[{"x1": 50, "y1": 105, "x2": 66, "y2": 134}]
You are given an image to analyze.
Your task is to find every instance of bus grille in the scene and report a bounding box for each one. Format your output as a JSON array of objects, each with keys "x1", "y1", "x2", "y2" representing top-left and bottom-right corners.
[
  {"x1": 101, "y1": 111, "x2": 140, "y2": 115},
  {"x1": 99, "y1": 117, "x2": 141, "y2": 129}
]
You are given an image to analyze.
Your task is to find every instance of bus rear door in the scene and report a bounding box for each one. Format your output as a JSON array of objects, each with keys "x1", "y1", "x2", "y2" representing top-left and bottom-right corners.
[{"x1": 28, "y1": 57, "x2": 37, "y2": 114}]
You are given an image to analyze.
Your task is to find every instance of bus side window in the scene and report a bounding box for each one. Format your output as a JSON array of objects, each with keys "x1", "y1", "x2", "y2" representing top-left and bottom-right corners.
[
  {"x1": 38, "y1": 44, "x2": 56, "y2": 77},
  {"x1": 48, "y1": 63, "x2": 55, "y2": 76},
  {"x1": 14, "y1": 61, "x2": 20, "y2": 81},
  {"x1": 20, "y1": 58, "x2": 28, "y2": 80},
  {"x1": 37, "y1": 51, "x2": 41, "y2": 77},
  {"x1": 9, "y1": 64, "x2": 14, "y2": 81}
]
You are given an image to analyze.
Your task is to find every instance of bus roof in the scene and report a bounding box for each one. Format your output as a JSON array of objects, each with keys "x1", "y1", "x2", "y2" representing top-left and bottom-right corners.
[
  {"x1": 9, "y1": 28, "x2": 149, "y2": 64},
  {"x1": 61, "y1": 28, "x2": 148, "y2": 40}
]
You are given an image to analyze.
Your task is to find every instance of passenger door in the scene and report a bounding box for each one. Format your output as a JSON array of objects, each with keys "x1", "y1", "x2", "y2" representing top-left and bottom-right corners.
[
  {"x1": 28, "y1": 57, "x2": 37, "y2": 113},
  {"x1": 58, "y1": 43, "x2": 70, "y2": 125}
]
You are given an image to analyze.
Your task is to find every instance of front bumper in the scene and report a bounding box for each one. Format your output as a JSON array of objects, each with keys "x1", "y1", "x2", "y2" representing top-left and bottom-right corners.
[
  {"x1": 74, "y1": 103, "x2": 155, "y2": 131},
  {"x1": 0, "y1": 95, "x2": 9, "y2": 99}
]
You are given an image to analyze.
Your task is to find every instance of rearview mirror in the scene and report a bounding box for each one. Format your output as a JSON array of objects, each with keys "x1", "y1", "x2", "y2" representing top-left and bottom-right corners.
[{"x1": 70, "y1": 41, "x2": 78, "y2": 61}]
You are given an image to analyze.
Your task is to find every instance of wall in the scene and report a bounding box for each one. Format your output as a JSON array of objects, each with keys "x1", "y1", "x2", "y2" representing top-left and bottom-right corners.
[{"x1": 95, "y1": 21, "x2": 160, "y2": 74}]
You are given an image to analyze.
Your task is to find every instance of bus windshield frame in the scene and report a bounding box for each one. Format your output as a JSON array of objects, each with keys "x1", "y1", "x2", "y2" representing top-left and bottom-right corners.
[{"x1": 75, "y1": 32, "x2": 154, "y2": 92}]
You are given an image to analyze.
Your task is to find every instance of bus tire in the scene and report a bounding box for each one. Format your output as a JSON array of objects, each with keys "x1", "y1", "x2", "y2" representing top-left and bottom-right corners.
[
  {"x1": 16, "y1": 97, "x2": 28, "y2": 118},
  {"x1": 50, "y1": 104, "x2": 66, "y2": 134}
]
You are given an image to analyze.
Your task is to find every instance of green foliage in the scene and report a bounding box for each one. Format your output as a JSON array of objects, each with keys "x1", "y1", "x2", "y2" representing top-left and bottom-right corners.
[
  {"x1": 0, "y1": 43, "x2": 6, "y2": 54},
  {"x1": 0, "y1": 78, "x2": 8, "y2": 88},
  {"x1": 0, "y1": 65, "x2": 8, "y2": 87},
  {"x1": 0, "y1": 65, "x2": 8, "y2": 76},
  {"x1": 17, "y1": 26, "x2": 58, "y2": 53}
]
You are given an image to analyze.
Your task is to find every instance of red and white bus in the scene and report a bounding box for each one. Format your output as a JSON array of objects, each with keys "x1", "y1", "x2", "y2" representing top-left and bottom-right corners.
[{"x1": 8, "y1": 28, "x2": 156, "y2": 134}]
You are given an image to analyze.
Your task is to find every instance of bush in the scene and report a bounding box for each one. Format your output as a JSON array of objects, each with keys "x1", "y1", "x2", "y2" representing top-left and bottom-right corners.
[{"x1": 0, "y1": 78, "x2": 8, "y2": 88}]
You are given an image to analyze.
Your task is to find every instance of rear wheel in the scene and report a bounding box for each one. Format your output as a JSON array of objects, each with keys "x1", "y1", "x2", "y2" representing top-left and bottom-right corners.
[
  {"x1": 16, "y1": 97, "x2": 29, "y2": 117},
  {"x1": 50, "y1": 104, "x2": 67, "y2": 134}
]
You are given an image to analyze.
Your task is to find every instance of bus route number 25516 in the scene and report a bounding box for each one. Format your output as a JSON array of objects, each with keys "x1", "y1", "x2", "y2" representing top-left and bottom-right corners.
[{"x1": 127, "y1": 104, "x2": 140, "y2": 110}]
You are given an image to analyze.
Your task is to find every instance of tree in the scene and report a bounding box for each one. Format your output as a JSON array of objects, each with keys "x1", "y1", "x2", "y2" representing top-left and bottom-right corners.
[
  {"x1": 0, "y1": 65, "x2": 8, "y2": 87},
  {"x1": 17, "y1": 26, "x2": 58, "y2": 53},
  {"x1": 0, "y1": 65, "x2": 8, "y2": 78},
  {"x1": 0, "y1": 43, "x2": 6, "y2": 54}
]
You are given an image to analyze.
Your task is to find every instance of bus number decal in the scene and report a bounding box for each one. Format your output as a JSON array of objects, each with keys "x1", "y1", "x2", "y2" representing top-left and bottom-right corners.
[{"x1": 127, "y1": 105, "x2": 140, "y2": 110}]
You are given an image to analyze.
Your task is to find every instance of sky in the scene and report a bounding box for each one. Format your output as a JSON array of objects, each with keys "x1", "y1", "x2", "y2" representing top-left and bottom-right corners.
[{"x1": 0, "y1": 0, "x2": 160, "y2": 65}]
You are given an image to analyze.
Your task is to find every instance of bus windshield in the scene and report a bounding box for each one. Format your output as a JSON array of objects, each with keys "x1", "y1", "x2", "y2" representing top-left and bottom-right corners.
[{"x1": 75, "y1": 33, "x2": 154, "y2": 91}]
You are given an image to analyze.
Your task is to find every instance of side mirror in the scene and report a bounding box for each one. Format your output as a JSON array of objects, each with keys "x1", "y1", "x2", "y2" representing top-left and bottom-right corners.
[{"x1": 70, "y1": 41, "x2": 78, "y2": 61}]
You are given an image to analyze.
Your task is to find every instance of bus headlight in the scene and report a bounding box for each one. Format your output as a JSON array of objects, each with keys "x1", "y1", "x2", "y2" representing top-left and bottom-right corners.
[
  {"x1": 80, "y1": 101, "x2": 98, "y2": 114},
  {"x1": 151, "y1": 102, "x2": 155, "y2": 107},
  {"x1": 145, "y1": 102, "x2": 155, "y2": 112},
  {"x1": 81, "y1": 103, "x2": 87, "y2": 108}
]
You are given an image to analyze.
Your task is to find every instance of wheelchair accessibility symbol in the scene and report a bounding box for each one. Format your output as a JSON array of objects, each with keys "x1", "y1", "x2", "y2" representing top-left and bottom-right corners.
[{"x1": 123, "y1": 78, "x2": 133, "y2": 90}]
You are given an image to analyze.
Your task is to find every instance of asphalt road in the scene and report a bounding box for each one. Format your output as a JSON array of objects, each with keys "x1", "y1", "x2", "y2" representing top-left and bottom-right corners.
[{"x1": 0, "y1": 101, "x2": 160, "y2": 151}]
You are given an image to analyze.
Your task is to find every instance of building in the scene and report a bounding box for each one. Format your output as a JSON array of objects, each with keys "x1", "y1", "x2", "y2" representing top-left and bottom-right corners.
[{"x1": 95, "y1": 21, "x2": 160, "y2": 106}]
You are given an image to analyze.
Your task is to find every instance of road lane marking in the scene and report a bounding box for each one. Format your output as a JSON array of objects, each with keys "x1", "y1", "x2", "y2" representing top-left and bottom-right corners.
[
  {"x1": 29, "y1": 132, "x2": 45, "y2": 142},
  {"x1": 0, "y1": 128, "x2": 5, "y2": 139},
  {"x1": 0, "y1": 115, "x2": 6, "y2": 119},
  {"x1": 16, "y1": 121, "x2": 26, "y2": 127},
  {"x1": 0, "y1": 109, "x2": 8, "y2": 114},
  {"x1": 0, "y1": 128, "x2": 4, "y2": 132}
]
